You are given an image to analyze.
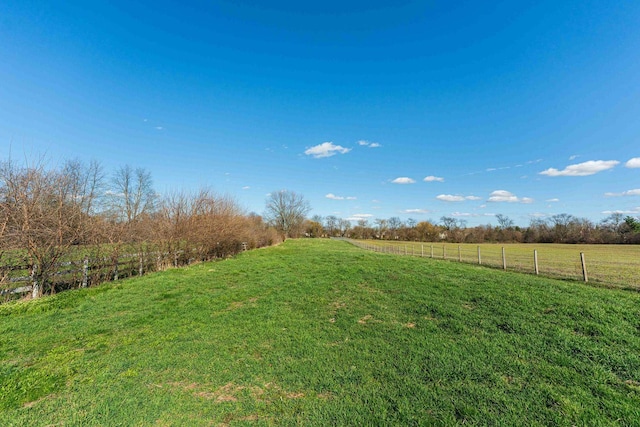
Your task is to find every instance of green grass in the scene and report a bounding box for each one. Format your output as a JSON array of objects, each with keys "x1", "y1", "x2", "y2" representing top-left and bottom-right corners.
[
  {"x1": 1, "y1": 239, "x2": 639, "y2": 426},
  {"x1": 355, "y1": 239, "x2": 640, "y2": 289}
]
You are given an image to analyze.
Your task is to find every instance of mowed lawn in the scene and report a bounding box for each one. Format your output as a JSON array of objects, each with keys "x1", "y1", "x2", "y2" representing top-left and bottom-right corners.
[{"x1": 1, "y1": 239, "x2": 639, "y2": 426}]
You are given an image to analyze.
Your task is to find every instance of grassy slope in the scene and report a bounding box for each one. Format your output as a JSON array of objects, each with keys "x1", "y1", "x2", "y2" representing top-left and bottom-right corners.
[{"x1": 1, "y1": 239, "x2": 639, "y2": 426}]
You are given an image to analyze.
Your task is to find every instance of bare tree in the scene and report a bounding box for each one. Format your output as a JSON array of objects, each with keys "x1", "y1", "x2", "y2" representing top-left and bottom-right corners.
[
  {"x1": 549, "y1": 213, "x2": 576, "y2": 243},
  {"x1": 495, "y1": 214, "x2": 514, "y2": 229},
  {"x1": 264, "y1": 190, "x2": 311, "y2": 240},
  {"x1": 440, "y1": 216, "x2": 466, "y2": 242},
  {"x1": 440, "y1": 216, "x2": 458, "y2": 231},
  {"x1": 0, "y1": 158, "x2": 103, "y2": 297},
  {"x1": 109, "y1": 165, "x2": 156, "y2": 224},
  {"x1": 324, "y1": 215, "x2": 338, "y2": 237},
  {"x1": 387, "y1": 216, "x2": 402, "y2": 239},
  {"x1": 374, "y1": 218, "x2": 387, "y2": 239},
  {"x1": 338, "y1": 218, "x2": 351, "y2": 237}
]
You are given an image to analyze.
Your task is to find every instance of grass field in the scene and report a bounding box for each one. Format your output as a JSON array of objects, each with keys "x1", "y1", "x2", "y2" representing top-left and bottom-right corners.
[
  {"x1": 1, "y1": 239, "x2": 639, "y2": 426},
  {"x1": 351, "y1": 239, "x2": 640, "y2": 290}
]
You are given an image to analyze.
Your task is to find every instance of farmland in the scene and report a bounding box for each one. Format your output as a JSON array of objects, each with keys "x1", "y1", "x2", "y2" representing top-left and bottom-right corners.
[
  {"x1": 1, "y1": 239, "x2": 639, "y2": 426},
  {"x1": 350, "y1": 239, "x2": 640, "y2": 290}
]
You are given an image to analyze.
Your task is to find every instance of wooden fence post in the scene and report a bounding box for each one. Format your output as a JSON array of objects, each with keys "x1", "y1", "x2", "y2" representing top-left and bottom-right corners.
[
  {"x1": 477, "y1": 246, "x2": 481, "y2": 265},
  {"x1": 580, "y1": 252, "x2": 588, "y2": 282},
  {"x1": 31, "y1": 264, "x2": 40, "y2": 299},
  {"x1": 113, "y1": 256, "x2": 119, "y2": 281},
  {"x1": 421, "y1": 244, "x2": 424, "y2": 257},
  {"x1": 139, "y1": 253, "x2": 144, "y2": 276},
  {"x1": 534, "y1": 250, "x2": 539, "y2": 275},
  {"x1": 502, "y1": 247, "x2": 507, "y2": 270},
  {"x1": 458, "y1": 245, "x2": 461, "y2": 262},
  {"x1": 82, "y1": 257, "x2": 89, "y2": 288},
  {"x1": 430, "y1": 245, "x2": 434, "y2": 258}
]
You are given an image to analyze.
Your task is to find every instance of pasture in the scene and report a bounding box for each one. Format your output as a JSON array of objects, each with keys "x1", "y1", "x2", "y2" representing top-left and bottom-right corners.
[
  {"x1": 1, "y1": 239, "x2": 639, "y2": 426},
  {"x1": 352, "y1": 239, "x2": 640, "y2": 289}
]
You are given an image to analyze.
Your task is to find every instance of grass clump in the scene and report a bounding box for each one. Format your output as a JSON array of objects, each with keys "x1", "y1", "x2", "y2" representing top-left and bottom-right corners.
[{"x1": 1, "y1": 239, "x2": 639, "y2": 425}]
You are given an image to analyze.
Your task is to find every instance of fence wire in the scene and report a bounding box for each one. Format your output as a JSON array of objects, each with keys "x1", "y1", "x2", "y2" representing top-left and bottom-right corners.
[{"x1": 339, "y1": 238, "x2": 640, "y2": 290}]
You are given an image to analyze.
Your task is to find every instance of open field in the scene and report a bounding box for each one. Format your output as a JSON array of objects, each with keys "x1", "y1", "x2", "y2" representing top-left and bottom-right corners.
[
  {"x1": 1, "y1": 239, "x2": 639, "y2": 426},
  {"x1": 350, "y1": 239, "x2": 640, "y2": 290}
]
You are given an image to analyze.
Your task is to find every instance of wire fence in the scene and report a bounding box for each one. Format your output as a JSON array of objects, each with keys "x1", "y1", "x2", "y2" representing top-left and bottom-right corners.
[{"x1": 339, "y1": 238, "x2": 640, "y2": 290}]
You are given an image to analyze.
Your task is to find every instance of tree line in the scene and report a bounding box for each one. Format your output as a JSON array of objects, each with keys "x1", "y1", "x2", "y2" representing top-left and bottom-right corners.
[
  {"x1": 0, "y1": 157, "x2": 281, "y2": 298},
  {"x1": 304, "y1": 213, "x2": 640, "y2": 244}
]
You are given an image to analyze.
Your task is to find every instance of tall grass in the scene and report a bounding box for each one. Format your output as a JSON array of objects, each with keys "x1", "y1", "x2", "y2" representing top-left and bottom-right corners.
[{"x1": 1, "y1": 239, "x2": 639, "y2": 425}]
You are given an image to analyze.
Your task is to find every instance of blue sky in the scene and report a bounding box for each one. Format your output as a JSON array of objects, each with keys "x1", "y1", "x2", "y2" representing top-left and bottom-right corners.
[{"x1": 1, "y1": 0, "x2": 639, "y2": 226}]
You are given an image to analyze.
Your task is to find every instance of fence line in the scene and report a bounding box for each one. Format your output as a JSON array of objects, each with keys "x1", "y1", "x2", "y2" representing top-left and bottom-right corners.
[
  {"x1": 0, "y1": 243, "x2": 249, "y2": 301},
  {"x1": 337, "y1": 238, "x2": 638, "y2": 289}
]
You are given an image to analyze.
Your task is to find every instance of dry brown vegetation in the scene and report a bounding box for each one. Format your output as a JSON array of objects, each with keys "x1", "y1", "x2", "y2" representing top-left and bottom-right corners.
[{"x1": 0, "y1": 157, "x2": 281, "y2": 298}]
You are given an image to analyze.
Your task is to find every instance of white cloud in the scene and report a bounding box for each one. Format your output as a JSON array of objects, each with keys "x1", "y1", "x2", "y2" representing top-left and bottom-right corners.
[
  {"x1": 304, "y1": 142, "x2": 351, "y2": 158},
  {"x1": 569, "y1": 154, "x2": 579, "y2": 160},
  {"x1": 539, "y1": 160, "x2": 619, "y2": 177},
  {"x1": 437, "y1": 194, "x2": 465, "y2": 202},
  {"x1": 242, "y1": 186, "x2": 250, "y2": 190},
  {"x1": 401, "y1": 209, "x2": 430, "y2": 214},
  {"x1": 625, "y1": 158, "x2": 640, "y2": 168},
  {"x1": 451, "y1": 212, "x2": 495, "y2": 217},
  {"x1": 345, "y1": 213, "x2": 374, "y2": 221},
  {"x1": 485, "y1": 166, "x2": 512, "y2": 172},
  {"x1": 546, "y1": 198, "x2": 560, "y2": 202},
  {"x1": 392, "y1": 177, "x2": 416, "y2": 184},
  {"x1": 488, "y1": 190, "x2": 533, "y2": 204},
  {"x1": 488, "y1": 190, "x2": 518, "y2": 203},
  {"x1": 357, "y1": 140, "x2": 381, "y2": 148},
  {"x1": 436, "y1": 194, "x2": 479, "y2": 202},
  {"x1": 155, "y1": 126, "x2": 164, "y2": 130},
  {"x1": 423, "y1": 175, "x2": 444, "y2": 182},
  {"x1": 602, "y1": 207, "x2": 640, "y2": 215},
  {"x1": 326, "y1": 193, "x2": 357, "y2": 200},
  {"x1": 604, "y1": 189, "x2": 640, "y2": 197}
]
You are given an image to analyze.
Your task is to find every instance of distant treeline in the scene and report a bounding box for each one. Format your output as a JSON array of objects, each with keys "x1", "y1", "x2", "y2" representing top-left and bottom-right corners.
[
  {"x1": 0, "y1": 157, "x2": 281, "y2": 298},
  {"x1": 305, "y1": 213, "x2": 640, "y2": 244}
]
